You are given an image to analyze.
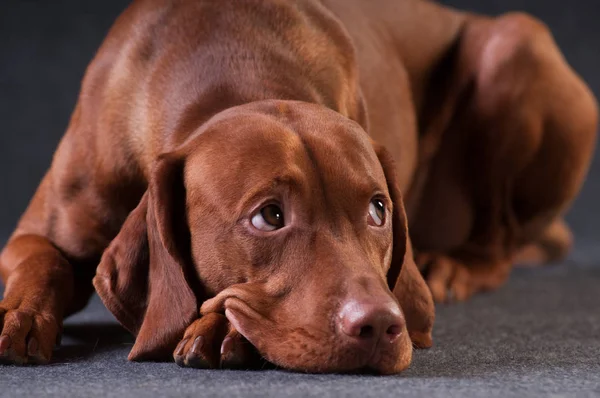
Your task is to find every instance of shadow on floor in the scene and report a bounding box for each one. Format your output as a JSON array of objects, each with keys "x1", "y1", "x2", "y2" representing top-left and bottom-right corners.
[{"x1": 52, "y1": 322, "x2": 134, "y2": 364}]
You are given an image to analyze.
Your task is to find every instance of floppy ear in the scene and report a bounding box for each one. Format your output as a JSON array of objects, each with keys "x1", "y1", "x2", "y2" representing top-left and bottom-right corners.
[
  {"x1": 375, "y1": 144, "x2": 435, "y2": 348},
  {"x1": 93, "y1": 154, "x2": 198, "y2": 360}
]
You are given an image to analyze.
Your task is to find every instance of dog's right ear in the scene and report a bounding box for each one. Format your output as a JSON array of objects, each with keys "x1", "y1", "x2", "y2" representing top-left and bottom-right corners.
[
  {"x1": 373, "y1": 143, "x2": 435, "y2": 349},
  {"x1": 93, "y1": 153, "x2": 198, "y2": 361}
]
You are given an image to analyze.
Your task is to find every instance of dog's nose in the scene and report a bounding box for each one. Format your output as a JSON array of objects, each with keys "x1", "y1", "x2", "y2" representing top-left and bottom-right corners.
[{"x1": 337, "y1": 298, "x2": 405, "y2": 344}]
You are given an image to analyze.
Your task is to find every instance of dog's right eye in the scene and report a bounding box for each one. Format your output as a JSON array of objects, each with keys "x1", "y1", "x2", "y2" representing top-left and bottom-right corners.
[{"x1": 251, "y1": 204, "x2": 285, "y2": 231}]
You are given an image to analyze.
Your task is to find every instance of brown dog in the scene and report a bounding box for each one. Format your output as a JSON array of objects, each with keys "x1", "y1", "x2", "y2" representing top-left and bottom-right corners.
[{"x1": 0, "y1": 0, "x2": 597, "y2": 374}]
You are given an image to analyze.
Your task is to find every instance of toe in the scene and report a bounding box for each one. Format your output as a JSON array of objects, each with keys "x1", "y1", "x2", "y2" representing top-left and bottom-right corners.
[
  {"x1": 185, "y1": 336, "x2": 212, "y2": 368},
  {"x1": 448, "y1": 265, "x2": 473, "y2": 302},
  {"x1": 28, "y1": 315, "x2": 59, "y2": 364},
  {"x1": 1, "y1": 311, "x2": 33, "y2": 364},
  {"x1": 173, "y1": 314, "x2": 230, "y2": 369},
  {"x1": 174, "y1": 338, "x2": 190, "y2": 367},
  {"x1": 220, "y1": 329, "x2": 259, "y2": 369},
  {"x1": 0, "y1": 335, "x2": 10, "y2": 354},
  {"x1": 425, "y1": 257, "x2": 454, "y2": 303}
]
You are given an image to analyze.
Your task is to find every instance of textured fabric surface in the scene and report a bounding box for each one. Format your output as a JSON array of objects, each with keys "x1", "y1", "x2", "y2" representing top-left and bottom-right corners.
[{"x1": 1, "y1": 265, "x2": 599, "y2": 397}]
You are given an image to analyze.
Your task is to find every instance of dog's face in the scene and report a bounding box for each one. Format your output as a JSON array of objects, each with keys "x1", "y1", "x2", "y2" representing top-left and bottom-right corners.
[
  {"x1": 185, "y1": 102, "x2": 411, "y2": 373},
  {"x1": 95, "y1": 100, "x2": 433, "y2": 374}
]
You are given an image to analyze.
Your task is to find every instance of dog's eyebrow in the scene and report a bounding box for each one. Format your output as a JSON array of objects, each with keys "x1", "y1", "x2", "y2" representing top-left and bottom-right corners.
[
  {"x1": 236, "y1": 171, "x2": 307, "y2": 211},
  {"x1": 348, "y1": 177, "x2": 386, "y2": 198}
]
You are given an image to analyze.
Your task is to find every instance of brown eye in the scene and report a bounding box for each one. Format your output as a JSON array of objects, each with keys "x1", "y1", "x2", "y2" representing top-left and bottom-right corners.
[
  {"x1": 368, "y1": 199, "x2": 386, "y2": 226},
  {"x1": 251, "y1": 204, "x2": 285, "y2": 231}
]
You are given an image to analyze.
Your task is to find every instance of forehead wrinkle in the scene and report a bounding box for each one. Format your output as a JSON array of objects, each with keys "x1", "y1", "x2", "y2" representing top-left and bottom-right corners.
[
  {"x1": 300, "y1": 119, "x2": 383, "y2": 181},
  {"x1": 300, "y1": 132, "x2": 387, "y2": 197},
  {"x1": 191, "y1": 116, "x2": 306, "y2": 176},
  {"x1": 293, "y1": 129, "x2": 392, "y2": 244},
  {"x1": 235, "y1": 168, "x2": 308, "y2": 215},
  {"x1": 296, "y1": 134, "x2": 331, "y2": 209}
]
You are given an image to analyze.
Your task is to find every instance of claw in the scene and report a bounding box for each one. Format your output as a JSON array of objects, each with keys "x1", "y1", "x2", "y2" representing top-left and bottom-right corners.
[
  {"x1": 0, "y1": 335, "x2": 10, "y2": 356},
  {"x1": 27, "y1": 337, "x2": 39, "y2": 357},
  {"x1": 175, "y1": 338, "x2": 189, "y2": 357},
  {"x1": 190, "y1": 336, "x2": 204, "y2": 355},
  {"x1": 220, "y1": 336, "x2": 245, "y2": 369},
  {"x1": 220, "y1": 336, "x2": 233, "y2": 357}
]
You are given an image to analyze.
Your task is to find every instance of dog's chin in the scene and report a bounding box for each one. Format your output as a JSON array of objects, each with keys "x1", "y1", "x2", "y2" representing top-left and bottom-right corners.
[
  {"x1": 225, "y1": 308, "x2": 413, "y2": 374},
  {"x1": 268, "y1": 333, "x2": 412, "y2": 375},
  {"x1": 366, "y1": 332, "x2": 413, "y2": 375}
]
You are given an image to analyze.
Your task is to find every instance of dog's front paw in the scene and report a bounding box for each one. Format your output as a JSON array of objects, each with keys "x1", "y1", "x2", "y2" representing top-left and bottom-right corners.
[
  {"x1": 173, "y1": 313, "x2": 260, "y2": 369},
  {"x1": 0, "y1": 300, "x2": 61, "y2": 365}
]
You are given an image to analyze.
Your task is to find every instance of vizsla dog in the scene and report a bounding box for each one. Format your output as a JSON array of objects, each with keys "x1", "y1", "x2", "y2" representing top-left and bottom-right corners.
[{"x1": 0, "y1": 0, "x2": 597, "y2": 374}]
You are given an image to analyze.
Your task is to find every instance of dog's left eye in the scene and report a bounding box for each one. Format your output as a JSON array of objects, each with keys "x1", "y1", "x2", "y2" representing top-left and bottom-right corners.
[
  {"x1": 368, "y1": 199, "x2": 386, "y2": 226},
  {"x1": 251, "y1": 204, "x2": 285, "y2": 231}
]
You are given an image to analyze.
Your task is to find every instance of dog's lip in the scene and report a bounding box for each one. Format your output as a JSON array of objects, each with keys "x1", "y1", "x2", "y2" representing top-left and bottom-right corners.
[
  {"x1": 222, "y1": 297, "x2": 262, "y2": 343},
  {"x1": 224, "y1": 308, "x2": 246, "y2": 335},
  {"x1": 224, "y1": 307, "x2": 246, "y2": 333}
]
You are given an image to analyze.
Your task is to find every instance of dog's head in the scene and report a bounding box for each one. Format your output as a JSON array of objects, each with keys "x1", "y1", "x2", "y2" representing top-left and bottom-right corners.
[{"x1": 94, "y1": 100, "x2": 434, "y2": 374}]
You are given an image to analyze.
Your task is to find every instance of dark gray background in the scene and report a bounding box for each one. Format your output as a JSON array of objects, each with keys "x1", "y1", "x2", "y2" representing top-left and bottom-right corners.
[
  {"x1": 0, "y1": 0, "x2": 600, "y2": 242},
  {"x1": 1, "y1": 1, "x2": 599, "y2": 397},
  {"x1": 1, "y1": 0, "x2": 600, "y2": 246}
]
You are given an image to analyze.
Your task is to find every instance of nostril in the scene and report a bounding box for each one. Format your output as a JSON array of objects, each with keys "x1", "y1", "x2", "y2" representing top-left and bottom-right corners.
[
  {"x1": 386, "y1": 324, "x2": 402, "y2": 338},
  {"x1": 359, "y1": 325, "x2": 374, "y2": 338}
]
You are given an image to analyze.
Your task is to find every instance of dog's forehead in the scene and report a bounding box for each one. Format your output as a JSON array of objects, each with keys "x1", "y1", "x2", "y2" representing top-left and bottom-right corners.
[
  {"x1": 185, "y1": 116, "x2": 307, "y2": 191},
  {"x1": 273, "y1": 103, "x2": 388, "y2": 194},
  {"x1": 297, "y1": 119, "x2": 384, "y2": 182},
  {"x1": 184, "y1": 106, "x2": 387, "y2": 202}
]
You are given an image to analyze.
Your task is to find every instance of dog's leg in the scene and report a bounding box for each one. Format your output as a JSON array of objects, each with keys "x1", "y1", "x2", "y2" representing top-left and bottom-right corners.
[
  {"x1": 413, "y1": 13, "x2": 598, "y2": 302},
  {"x1": 0, "y1": 117, "x2": 142, "y2": 363},
  {"x1": 0, "y1": 234, "x2": 72, "y2": 364},
  {"x1": 0, "y1": 177, "x2": 88, "y2": 364},
  {"x1": 0, "y1": 180, "x2": 129, "y2": 364}
]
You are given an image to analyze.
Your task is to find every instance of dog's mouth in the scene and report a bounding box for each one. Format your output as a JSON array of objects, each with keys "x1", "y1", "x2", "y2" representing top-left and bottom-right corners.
[
  {"x1": 200, "y1": 284, "x2": 411, "y2": 374},
  {"x1": 200, "y1": 283, "x2": 277, "y2": 347}
]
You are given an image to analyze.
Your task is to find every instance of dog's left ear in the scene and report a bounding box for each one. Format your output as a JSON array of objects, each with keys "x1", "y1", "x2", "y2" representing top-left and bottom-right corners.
[{"x1": 374, "y1": 143, "x2": 435, "y2": 348}]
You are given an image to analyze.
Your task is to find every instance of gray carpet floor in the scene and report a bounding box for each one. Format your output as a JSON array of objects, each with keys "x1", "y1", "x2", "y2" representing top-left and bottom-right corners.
[{"x1": 1, "y1": 261, "x2": 599, "y2": 397}]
